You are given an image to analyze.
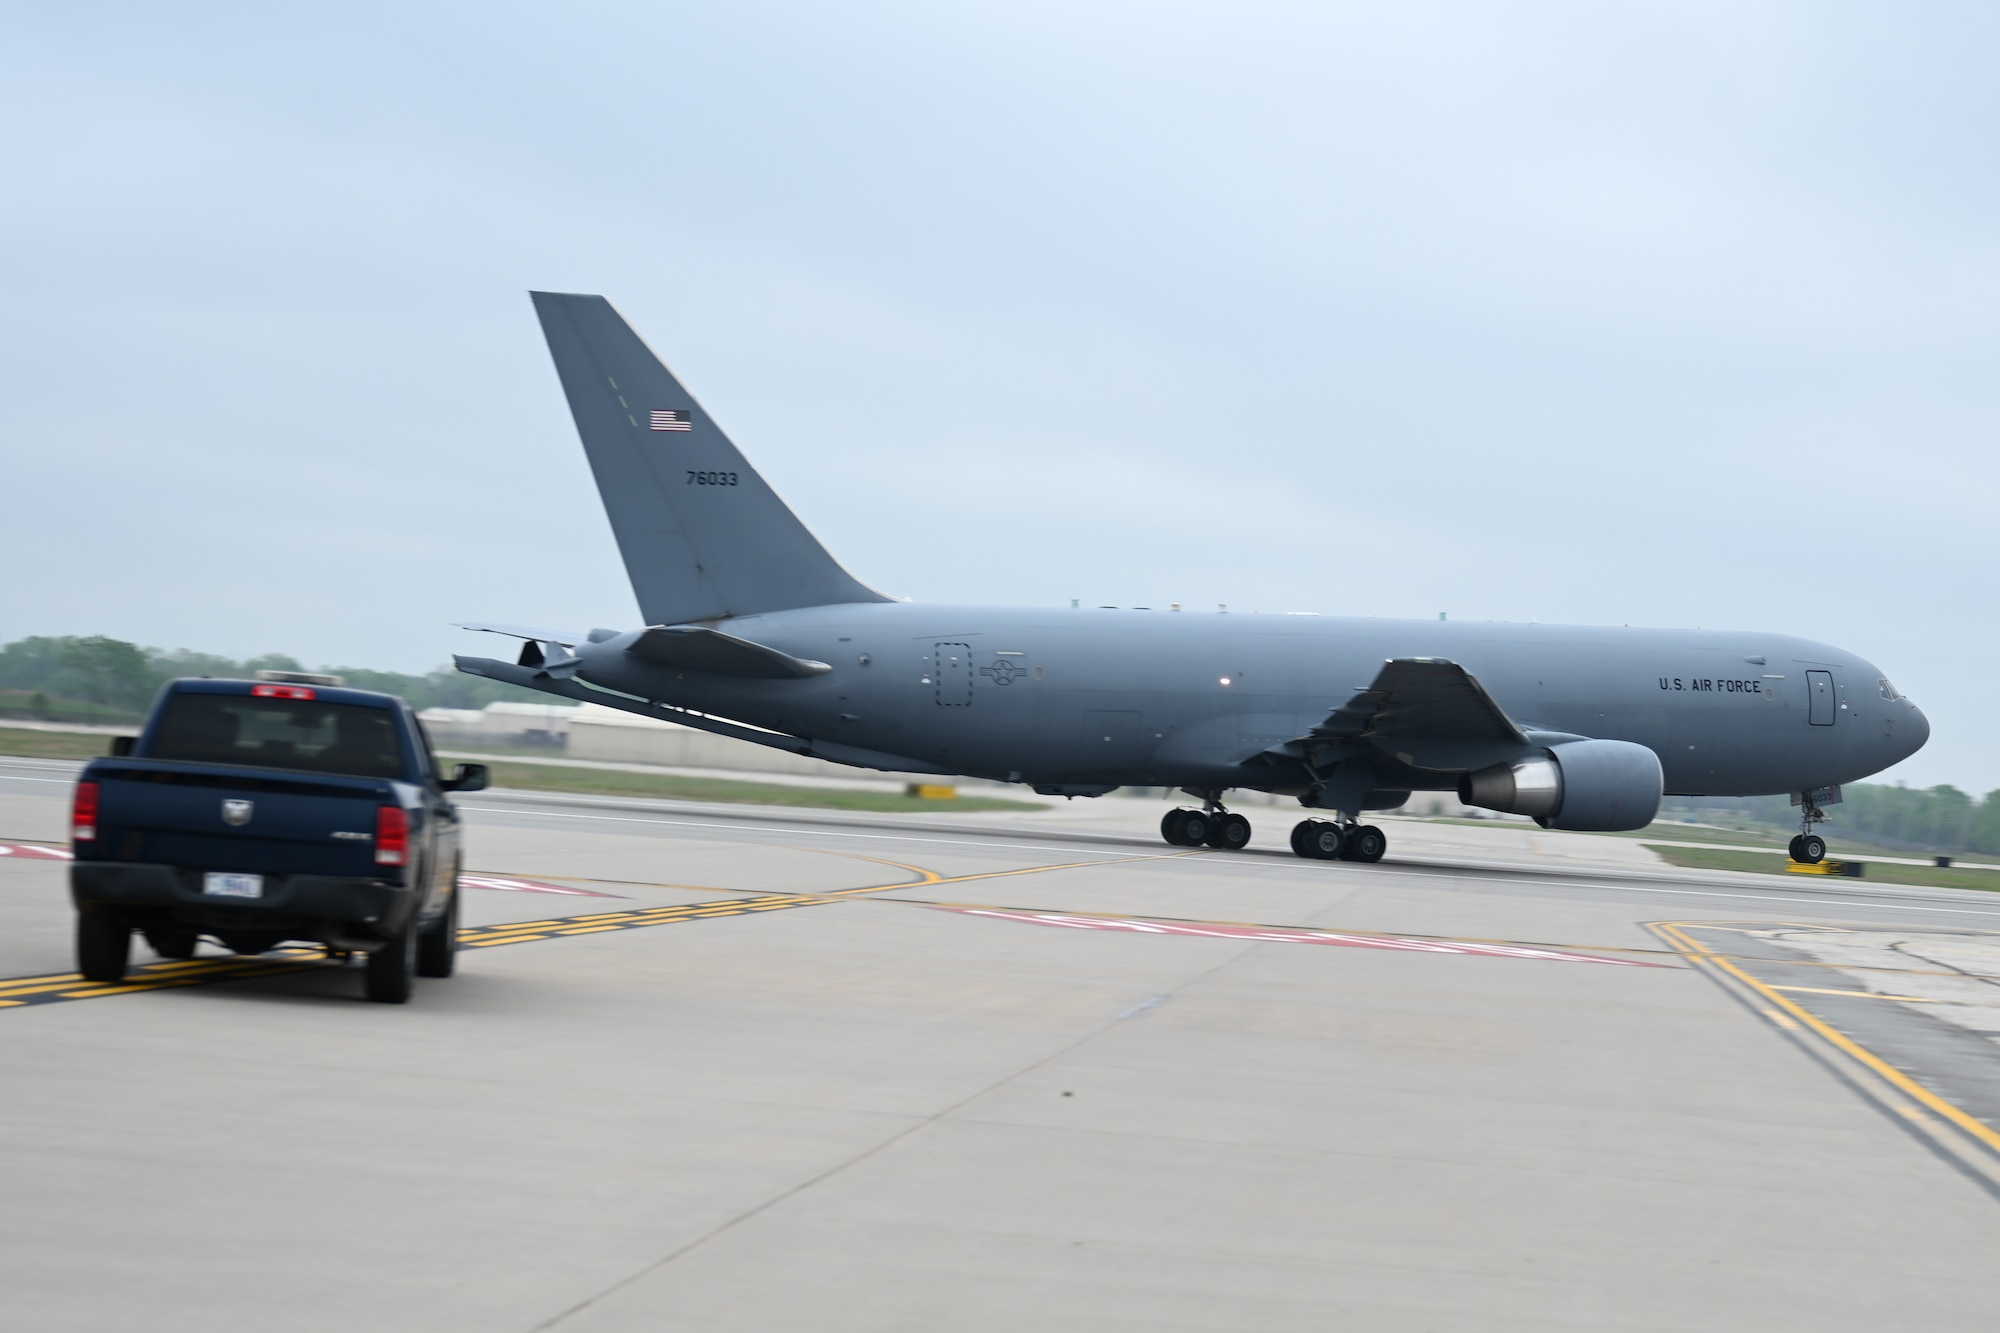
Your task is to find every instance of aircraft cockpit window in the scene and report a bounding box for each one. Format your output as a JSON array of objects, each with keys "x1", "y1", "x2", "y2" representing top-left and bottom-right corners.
[{"x1": 1879, "y1": 679, "x2": 1900, "y2": 701}]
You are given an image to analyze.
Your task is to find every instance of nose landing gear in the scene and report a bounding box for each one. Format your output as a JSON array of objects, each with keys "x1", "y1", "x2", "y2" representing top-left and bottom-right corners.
[{"x1": 1789, "y1": 793, "x2": 1830, "y2": 864}]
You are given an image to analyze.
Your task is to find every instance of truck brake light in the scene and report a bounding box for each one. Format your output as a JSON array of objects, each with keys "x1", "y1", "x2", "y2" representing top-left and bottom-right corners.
[
  {"x1": 252, "y1": 683, "x2": 315, "y2": 700},
  {"x1": 72, "y1": 781, "x2": 99, "y2": 843},
  {"x1": 374, "y1": 805, "x2": 409, "y2": 866}
]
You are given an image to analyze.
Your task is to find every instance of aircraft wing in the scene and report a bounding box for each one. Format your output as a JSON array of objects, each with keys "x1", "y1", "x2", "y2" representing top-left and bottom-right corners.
[{"x1": 1292, "y1": 658, "x2": 1529, "y2": 772}]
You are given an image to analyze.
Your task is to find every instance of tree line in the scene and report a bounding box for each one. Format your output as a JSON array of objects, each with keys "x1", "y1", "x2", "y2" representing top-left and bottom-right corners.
[
  {"x1": 0, "y1": 635, "x2": 548, "y2": 720},
  {"x1": 1664, "y1": 782, "x2": 2000, "y2": 857}
]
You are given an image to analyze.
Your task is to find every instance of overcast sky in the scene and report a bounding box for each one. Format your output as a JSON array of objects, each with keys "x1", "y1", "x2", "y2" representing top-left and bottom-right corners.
[{"x1": 4, "y1": 2, "x2": 1994, "y2": 789}]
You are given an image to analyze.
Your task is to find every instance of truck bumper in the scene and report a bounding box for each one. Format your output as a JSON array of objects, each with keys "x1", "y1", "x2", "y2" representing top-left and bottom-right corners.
[{"x1": 71, "y1": 862, "x2": 418, "y2": 939}]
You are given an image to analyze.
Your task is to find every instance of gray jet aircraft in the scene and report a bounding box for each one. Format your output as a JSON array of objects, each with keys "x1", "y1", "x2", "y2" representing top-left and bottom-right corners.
[{"x1": 456, "y1": 292, "x2": 1929, "y2": 864}]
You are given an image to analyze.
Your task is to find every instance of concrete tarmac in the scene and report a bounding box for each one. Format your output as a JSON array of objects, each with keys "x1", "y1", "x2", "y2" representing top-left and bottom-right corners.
[{"x1": 5, "y1": 755, "x2": 2000, "y2": 1330}]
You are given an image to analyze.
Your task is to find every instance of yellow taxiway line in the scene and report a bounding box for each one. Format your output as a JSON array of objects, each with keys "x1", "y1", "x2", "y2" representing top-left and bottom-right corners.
[{"x1": 1650, "y1": 921, "x2": 2000, "y2": 1157}]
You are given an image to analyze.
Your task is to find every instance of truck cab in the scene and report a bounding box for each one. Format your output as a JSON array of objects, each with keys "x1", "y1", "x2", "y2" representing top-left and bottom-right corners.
[{"x1": 69, "y1": 676, "x2": 488, "y2": 1003}]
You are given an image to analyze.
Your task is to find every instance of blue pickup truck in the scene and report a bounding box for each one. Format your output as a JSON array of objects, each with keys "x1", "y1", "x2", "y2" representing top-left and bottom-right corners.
[{"x1": 69, "y1": 677, "x2": 488, "y2": 1003}]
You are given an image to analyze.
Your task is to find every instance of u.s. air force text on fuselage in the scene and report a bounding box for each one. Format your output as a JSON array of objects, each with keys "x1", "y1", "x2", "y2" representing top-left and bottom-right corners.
[{"x1": 1662, "y1": 676, "x2": 1770, "y2": 693}]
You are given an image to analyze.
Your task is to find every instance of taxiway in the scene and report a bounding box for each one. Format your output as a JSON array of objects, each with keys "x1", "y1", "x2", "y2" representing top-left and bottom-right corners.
[{"x1": 4, "y1": 756, "x2": 2000, "y2": 1330}]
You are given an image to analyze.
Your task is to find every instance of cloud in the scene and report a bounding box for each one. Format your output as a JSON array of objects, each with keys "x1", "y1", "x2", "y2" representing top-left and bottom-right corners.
[{"x1": 1, "y1": 1, "x2": 1994, "y2": 787}]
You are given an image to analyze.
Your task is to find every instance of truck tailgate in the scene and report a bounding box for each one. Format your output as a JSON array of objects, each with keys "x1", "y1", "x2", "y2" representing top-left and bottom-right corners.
[{"x1": 91, "y1": 763, "x2": 397, "y2": 877}]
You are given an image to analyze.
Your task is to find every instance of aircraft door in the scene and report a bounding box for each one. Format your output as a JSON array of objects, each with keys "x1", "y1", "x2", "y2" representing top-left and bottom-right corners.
[
  {"x1": 933, "y1": 643, "x2": 972, "y2": 707},
  {"x1": 1807, "y1": 670, "x2": 1836, "y2": 726}
]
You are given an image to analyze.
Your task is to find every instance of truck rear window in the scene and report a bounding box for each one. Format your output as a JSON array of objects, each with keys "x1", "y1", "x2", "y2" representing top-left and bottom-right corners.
[{"x1": 147, "y1": 694, "x2": 408, "y2": 780}]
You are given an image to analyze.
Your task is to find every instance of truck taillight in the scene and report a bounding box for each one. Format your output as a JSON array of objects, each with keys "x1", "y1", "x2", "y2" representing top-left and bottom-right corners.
[
  {"x1": 72, "y1": 781, "x2": 99, "y2": 843},
  {"x1": 251, "y1": 683, "x2": 315, "y2": 700},
  {"x1": 374, "y1": 805, "x2": 409, "y2": 867}
]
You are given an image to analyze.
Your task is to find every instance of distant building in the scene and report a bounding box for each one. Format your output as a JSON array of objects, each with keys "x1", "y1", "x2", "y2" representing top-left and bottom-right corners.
[{"x1": 417, "y1": 701, "x2": 580, "y2": 748}]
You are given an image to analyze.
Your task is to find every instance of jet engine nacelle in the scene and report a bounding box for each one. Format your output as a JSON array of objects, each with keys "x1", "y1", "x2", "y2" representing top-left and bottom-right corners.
[{"x1": 1457, "y1": 740, "x2": 1663, "y2": 832}]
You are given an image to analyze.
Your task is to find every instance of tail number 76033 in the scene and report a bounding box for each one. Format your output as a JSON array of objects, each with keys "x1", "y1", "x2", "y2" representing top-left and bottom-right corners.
[{"x1": 687, "y1": 471, "x2": 739, "y2": 486}]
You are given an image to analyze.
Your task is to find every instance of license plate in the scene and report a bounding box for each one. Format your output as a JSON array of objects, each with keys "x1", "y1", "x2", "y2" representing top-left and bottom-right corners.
[{"x1": 202, "y1": 872, "x2": 264, "y2": 899}]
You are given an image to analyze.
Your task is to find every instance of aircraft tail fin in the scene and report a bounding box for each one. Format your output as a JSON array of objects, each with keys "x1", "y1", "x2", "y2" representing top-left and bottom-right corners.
[{"x1": 529, "y1": 291, "x2": 891, "y2": 625}]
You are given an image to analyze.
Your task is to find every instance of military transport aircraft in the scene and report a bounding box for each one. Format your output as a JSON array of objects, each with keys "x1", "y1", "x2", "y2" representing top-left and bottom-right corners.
[{"x1": 455, "y1": 292, "x2": 1929, "y2": 864}]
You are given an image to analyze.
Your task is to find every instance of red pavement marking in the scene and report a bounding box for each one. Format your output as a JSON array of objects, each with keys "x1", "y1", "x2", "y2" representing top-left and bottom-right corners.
[
  {"x1": 457, "y1": 874, "x2": 621, "y2": 898},
  {"x1": 0, "y1": 843, "x2": 73, "y2": 860},
  {"x1": 935, "y1": 906, "x2": 1665, "y2": 967}
]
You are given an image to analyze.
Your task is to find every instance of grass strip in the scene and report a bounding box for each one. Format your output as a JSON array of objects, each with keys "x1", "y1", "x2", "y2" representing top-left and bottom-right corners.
[
  {"x1": 0, "y1": 727, "x2": 123, "y2": 760},
  {"x1": 472, "y1": 760, "x2": 1043, "y2": 813},
  {"x1": 1416, "y1": 811, "x2": 2000, "y2": 866},
  {"x1": 1624, "y1": 822, "x2": 1999, "y2": 865},
  {"x1": 1648, "y1": 843, "x2": 2000, "y2": 891},
  {"x1": 0, "y1": 728, "x2": 1043, "y2": 814}
]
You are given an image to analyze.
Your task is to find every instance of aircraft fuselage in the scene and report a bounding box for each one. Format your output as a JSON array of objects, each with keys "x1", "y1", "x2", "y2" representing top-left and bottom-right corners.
[{"x1": 570, "y1": 603, "x2": 1928, "y2": 798}]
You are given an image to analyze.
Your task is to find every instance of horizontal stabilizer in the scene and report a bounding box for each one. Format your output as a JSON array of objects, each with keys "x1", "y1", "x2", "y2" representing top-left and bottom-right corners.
[
  {"x1": 629, "y1": 625, "x2": 831, "y2": 679},
  {"x1": 458, "y1": 622, "x2": 591, "y2": 647}
]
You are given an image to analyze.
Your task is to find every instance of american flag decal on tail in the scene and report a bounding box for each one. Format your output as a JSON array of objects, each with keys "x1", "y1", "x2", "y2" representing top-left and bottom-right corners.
[{"x1": 650, "y1": 409, "x2": 692, "y2": 432}]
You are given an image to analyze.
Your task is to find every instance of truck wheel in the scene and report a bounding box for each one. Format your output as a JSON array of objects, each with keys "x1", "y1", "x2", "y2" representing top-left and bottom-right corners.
[
  {"x1": 364, "y1": 925, "x2": 418, "y2": 1004},
  {"x1": 416, "y1": 887, "x2": 459, "y2": 979},
  {"x1": 77, "y1": 908, "x2": 132, "y2": 983}
]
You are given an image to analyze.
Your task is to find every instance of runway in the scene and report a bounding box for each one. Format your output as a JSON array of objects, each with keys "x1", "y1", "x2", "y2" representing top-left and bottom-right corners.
[{"x1": 5, "y1": 755, "x2": 2000, "y2": 1330}]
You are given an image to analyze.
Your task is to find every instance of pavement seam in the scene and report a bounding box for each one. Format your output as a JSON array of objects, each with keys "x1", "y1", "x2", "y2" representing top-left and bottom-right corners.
[{"x1": 522, "y1": 930, "x2": 1262, "y2": 1332}]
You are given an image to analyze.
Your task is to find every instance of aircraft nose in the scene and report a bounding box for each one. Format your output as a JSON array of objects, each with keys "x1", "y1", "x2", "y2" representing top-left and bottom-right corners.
[{"x1": 1896, "y1": 697, "x2": 1931, "y2": 762}]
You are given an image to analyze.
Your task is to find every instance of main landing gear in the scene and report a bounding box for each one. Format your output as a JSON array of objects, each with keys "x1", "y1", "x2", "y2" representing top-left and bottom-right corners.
[
  {"x1": 1157, "y1": 792, "x2": 1391, "y2": 863},
  {"x1": 1289, "y1": 819, "x2": 1387, "y2": 863},
  {"x1": 1161, "y1": 794, "x2": 1251, "y2": 850},
  {"x1": 1788, "y1": 792, "x2": 1830, "y2": 865}
]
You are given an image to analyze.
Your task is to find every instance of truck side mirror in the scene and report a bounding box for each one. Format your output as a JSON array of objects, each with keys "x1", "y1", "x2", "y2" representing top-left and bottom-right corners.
[
  {"x1": 442, "y1": 763, "x2": 489, "y2": 793},
  {"x1": 109, "y1": 736, "x2": 134, "y2": 757}
]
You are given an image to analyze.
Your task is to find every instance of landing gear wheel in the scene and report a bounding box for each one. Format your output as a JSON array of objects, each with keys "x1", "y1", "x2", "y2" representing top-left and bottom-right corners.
[
  {"x1": 144, "y1": 926, "x2": 198, "y2": 960},
  {"x1": 1168, "y1": 804, "x2": 1208, "y2": 844},
  {"x1": 416, "y1": 883, "x2": 460, "y2": 979},
  {"x1": 1204, "y1": 812, "x2": 1251, "y2": 850},
  {"x1": 1293, "y1": 820, "x2": 1344, "y2": 860},
  {"x1": 76, "y1": 908, "x2": 132, "y2": 983},
  {"x1": 1796, "y1": 834, "x2": 1826, "y2": 865},
  {"x1": 1342, "y1": 825, "x2": 1388, "y2": 863},
  {"x1": 1787, "y1": 835, "x2": 1805, "y2": 860},
  {"x1": 365, "y1": 924, "x2": 418, "y2": 1004}
]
